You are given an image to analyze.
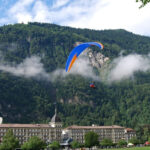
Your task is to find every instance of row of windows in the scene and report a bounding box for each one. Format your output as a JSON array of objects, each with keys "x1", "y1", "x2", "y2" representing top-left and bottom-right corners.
[
  {"x1": 71, "y1": 132, "x2": 124, "y2": 136},
  {"x1": 0, "y1": 128, "x2": 61, "y2": 133},
  {"x1": 15, "y1": 133, "x2": 51, "y2": 136},
  {"x1": 72, "y1": 130, "x2": 125, "y2": 134},
  {"x1": 70, "y1": 134, "x2": 125, "y2": 139},
  {"x1": 0, "y1": 128, "x2": 61, "y2": 131},
  {"x1": 72, "y1": 129, "x2": 124, "y2": 132},
  {"x1": 72, "y1": 133, "x2": 116, "y2": 136}
]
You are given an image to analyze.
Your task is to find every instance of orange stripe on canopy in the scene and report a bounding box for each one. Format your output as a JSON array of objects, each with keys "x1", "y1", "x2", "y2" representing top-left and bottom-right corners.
[
  {"x1": 68, "y1": 54, "x2": 77, "y2": 72},
  {"x1": 100, "y1": 43, "x2": 104, "y2": 49},
  {"x1": 96, "y1": 42, "x2": 104, "y2": 49}
]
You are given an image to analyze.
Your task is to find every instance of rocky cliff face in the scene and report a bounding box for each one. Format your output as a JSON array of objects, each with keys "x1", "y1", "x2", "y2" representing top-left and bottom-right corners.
[
  {"x1": 75, "y1": 42, "x2": 109, "y2": 70},
  {"x1": 88, "y1": 50, "x2": 109, "y2": 69}
]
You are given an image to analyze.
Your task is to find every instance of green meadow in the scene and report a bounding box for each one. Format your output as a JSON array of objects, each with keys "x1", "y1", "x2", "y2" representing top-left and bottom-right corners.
[{"x1": 101, "y1": 147, "x2": 150, "y2": 150}]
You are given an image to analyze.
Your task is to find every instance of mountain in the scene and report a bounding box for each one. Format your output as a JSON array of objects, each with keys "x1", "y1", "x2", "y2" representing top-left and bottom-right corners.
[{"x1": 0, "y1": 22, "x2": 150, "y2": 128}]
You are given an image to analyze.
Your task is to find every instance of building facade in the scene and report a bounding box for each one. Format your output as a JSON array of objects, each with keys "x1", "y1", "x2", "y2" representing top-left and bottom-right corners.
[
  {"x1": 0, "y1": 109, "x2": 62, "y2": 145},
  {"x1": 62, "y1": 125, "x2": 136, "y2": 144},
  {"x1": 124, "y1": 128, "x2": 136, "y2": 143},
  {"x1": 0, "y1": 110, "x2": 136, "y2": 145}
]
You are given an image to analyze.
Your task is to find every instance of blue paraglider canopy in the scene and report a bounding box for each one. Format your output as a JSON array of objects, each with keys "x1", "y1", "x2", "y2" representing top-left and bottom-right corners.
[{"x1": 65, "y1": 42, "x2": 104, "y2": 72}]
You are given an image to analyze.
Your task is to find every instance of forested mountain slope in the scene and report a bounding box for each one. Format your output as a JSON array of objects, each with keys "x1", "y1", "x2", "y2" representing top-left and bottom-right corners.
[{"x1": 0, "y1": 22, "x2": 150, "y2": 128}]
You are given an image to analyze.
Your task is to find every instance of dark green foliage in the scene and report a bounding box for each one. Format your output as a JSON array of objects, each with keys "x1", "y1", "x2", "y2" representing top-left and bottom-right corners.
[
  {"x1": 129, "y1": 137, "x2": 139, "y2": 145},
  {"x1": 71, "y1": 141, "x2": 81, "y2": 149},
  {"x1": 0, "y1": 23, "x2": 150, "y2": 129},
  {"x1": 48, "y1": 141, "x2": 60, "y2": 150},
  {"x1": 84, "y1": 131, "x2": 99, "y2": 148},
  {"x1": 117, "y1": 139, "x2": 127, "y2": 147},
  {"x1": 0, "y1": 74, "x2": 55, "y2": 123},
  {"x1": 0, "y1": 129, "x2": 20, "y2": 150},
  {"x1": 100, "y1": 138, "x2": 113, "y2": 146},
  {"x1": 136, "y1": 125, "x2": 150, "y2": 143},
  {"x1": 21, "y1": 136, "x2": 46, "y2": 150}
]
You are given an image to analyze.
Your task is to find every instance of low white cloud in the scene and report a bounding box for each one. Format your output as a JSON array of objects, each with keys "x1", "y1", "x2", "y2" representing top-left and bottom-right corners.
[
  {"x1": 50, "y1": 55, "x2": 100, "y2": 82},
  {"x1": 50, "y1": 52, "x2": 150, "y2": 83},
  {"x1": 108, "y1": 54, "x2": 150, "y2": 82},
  {"x1": 1, "y1": 51, "x2": 150, "y2": 83},
  {"x1": 0, "y1": 53, "x2": 100, "y2": 81},
  {"x1": 0, "y1": 56, "x2": 49, "y2": 78},
  {"x1": 69, "y1": 57, "x2": 100, "y2": 81}
]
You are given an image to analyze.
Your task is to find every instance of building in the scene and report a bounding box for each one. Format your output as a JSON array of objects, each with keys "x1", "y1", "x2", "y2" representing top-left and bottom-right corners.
[
  {"x1": 0, "y1": 109, "x2": 136, "y2": 145},
  {"x1": 125, "y1": 128, "x2": 136, "y2": 143},
  {"x1": 62, "y1": 125, "x2": 136, "y2": 144},
  {"x1": 0, "y1": 108, "x2": 62, "y2": 145}
]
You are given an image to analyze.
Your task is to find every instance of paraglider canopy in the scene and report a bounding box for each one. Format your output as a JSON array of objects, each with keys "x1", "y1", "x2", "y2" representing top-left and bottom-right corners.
[{"x1": 66, "y1": 42, "x2": 104, "y2": 72}]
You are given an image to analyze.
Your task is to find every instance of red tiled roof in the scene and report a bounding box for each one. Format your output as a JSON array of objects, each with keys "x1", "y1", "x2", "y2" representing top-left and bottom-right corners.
[{"x1": 126, "y1": 128, "x2": 135, "y2": 132}]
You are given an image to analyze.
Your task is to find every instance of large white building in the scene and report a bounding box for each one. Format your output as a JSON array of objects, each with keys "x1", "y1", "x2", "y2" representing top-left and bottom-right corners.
[
  {"x1": 0, "y1": 109, "x2": 136, "y2": 145},
  {"x1": 62, "y1": 125, "x2": 136, "y2": 144},
  {"x1": 0, "y1": 109, "x2": 62, "y2": 145}
]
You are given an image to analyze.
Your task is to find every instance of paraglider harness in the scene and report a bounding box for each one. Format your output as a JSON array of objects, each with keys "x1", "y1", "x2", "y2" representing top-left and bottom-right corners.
[{"x1": 90, "y1": 83, "x2": 96, "y2": 88}]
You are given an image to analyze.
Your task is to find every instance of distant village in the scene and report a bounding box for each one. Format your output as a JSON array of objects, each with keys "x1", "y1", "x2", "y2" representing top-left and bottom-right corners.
[{"x1": 0, "y1": 108, "x2": 136, "y2": 149}]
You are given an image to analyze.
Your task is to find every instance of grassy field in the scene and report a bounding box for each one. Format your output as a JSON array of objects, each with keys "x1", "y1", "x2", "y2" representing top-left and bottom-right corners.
[{"x1": 101, "y1": 147, "x2": 150, "y2": 150}]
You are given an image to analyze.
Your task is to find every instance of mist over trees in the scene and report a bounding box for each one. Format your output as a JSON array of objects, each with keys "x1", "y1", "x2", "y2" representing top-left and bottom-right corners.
[{"x1": 0, "y1": 23, "x2": 150, "y2": 128}]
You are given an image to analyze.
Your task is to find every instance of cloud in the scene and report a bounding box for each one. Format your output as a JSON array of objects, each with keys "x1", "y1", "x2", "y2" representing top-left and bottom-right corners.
[
  {"x1": 32, "y1": 1, "x2": 51, "y2": 23},
  {"x1": 0, "y1": 52, "x2": 100, "y2": 82},
  {"x1": 1, "y1": 0, "x2": 150, "y2": 35},
  {"x1": 1, "y1": 50, "x2": 150, "y2": 83},
  {"x1": 107, "y1": 54, "x2": 150, "y2": 82},
  {"x1": 50, "y1": 0, "x2": 97, "y2": 24},
  {"x1": 50, "y1": 54, "x2": 100, "y2": 82},
  {"x1": 69, "y1": 56, "x2": 100, "y2": 81},
  {"x1": 51, "y1": 0, "x2": 70, "y2": 9},
  {"x1": 8, "y1": 0, "x2": 34, "y2": 24},
  {"x1": 62, "y1": 0, "x2": 150, "y2": 36},
  {"x1": 0, "y1": 56, "x2": 49, "y2": 78}
]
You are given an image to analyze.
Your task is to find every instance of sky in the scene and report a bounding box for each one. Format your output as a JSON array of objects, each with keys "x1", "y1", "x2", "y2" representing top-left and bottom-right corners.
[{"x1": 0, "y1": 0, "x2": 150, "y2": 36}]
